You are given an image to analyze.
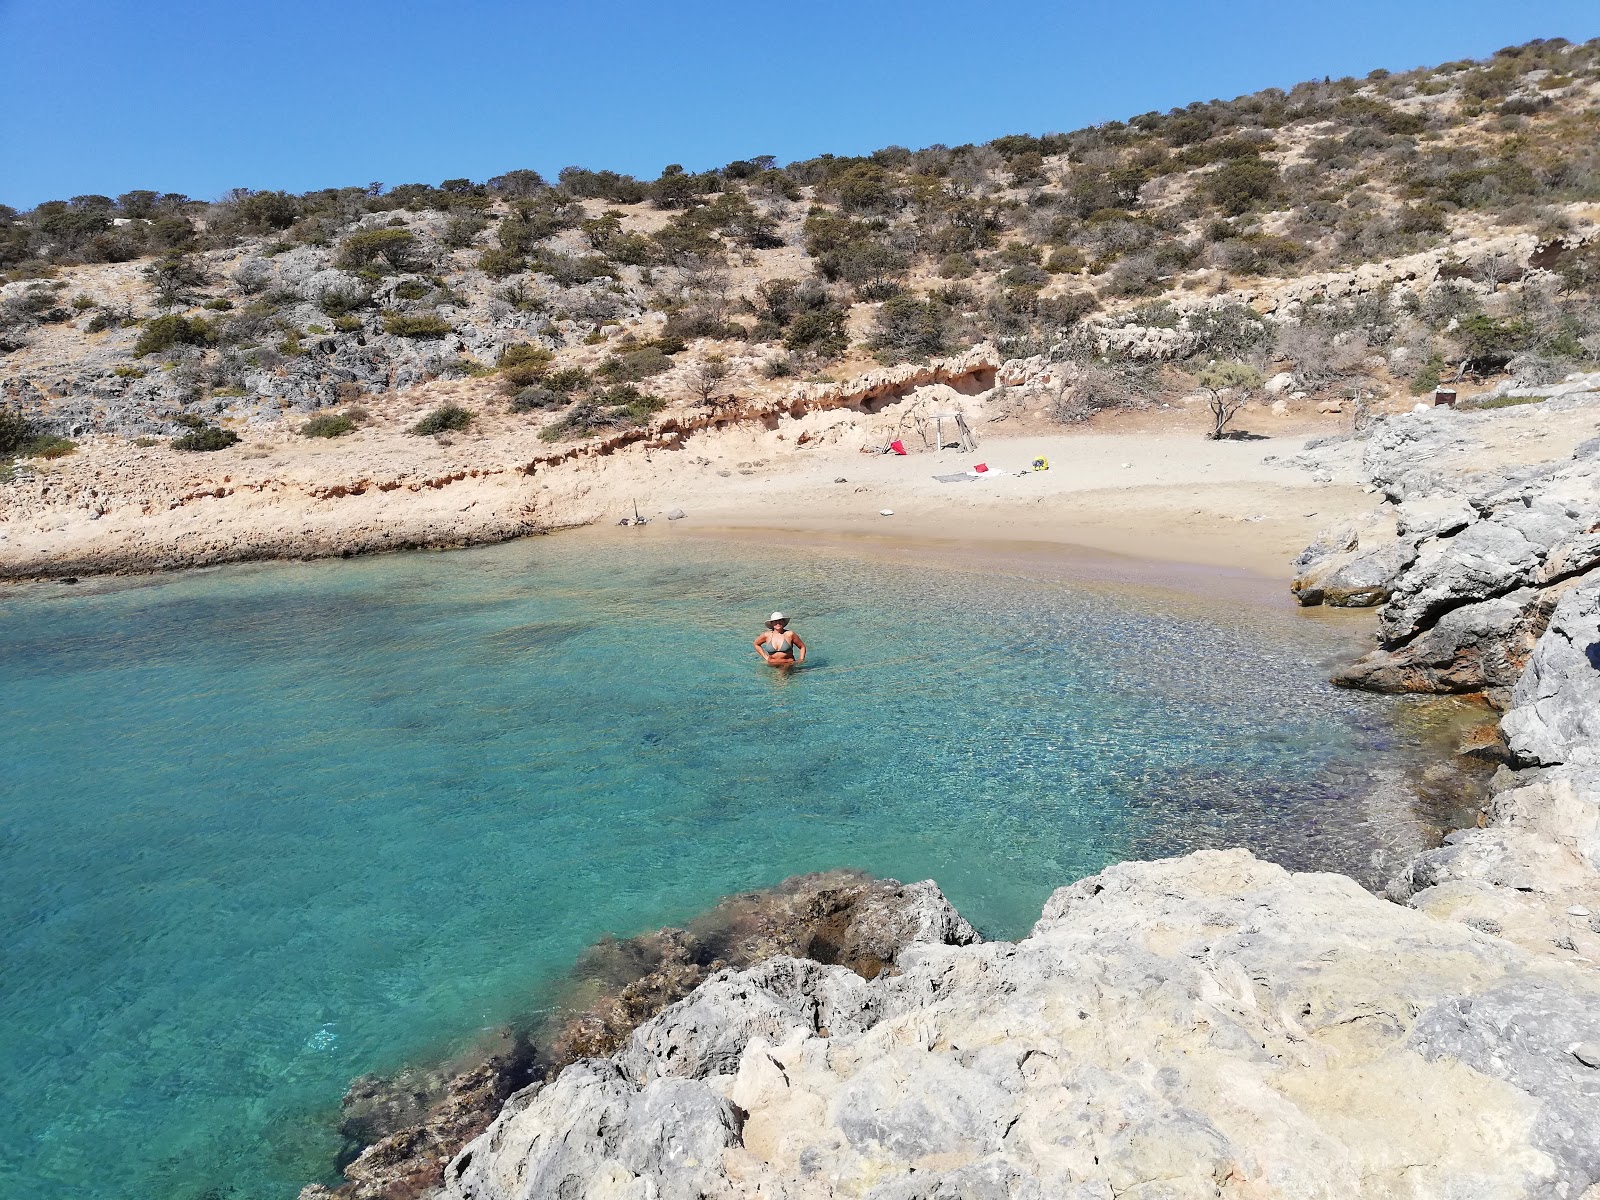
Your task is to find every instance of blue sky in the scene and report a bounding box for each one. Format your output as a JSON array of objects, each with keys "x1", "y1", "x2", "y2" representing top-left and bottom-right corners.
[{"x1": 2, "y1": 0, "x2": 1596, "y2": 209}]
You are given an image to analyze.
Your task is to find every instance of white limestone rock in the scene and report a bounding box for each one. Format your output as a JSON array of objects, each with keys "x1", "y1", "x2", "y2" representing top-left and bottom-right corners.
[{"x1": 444, "y1": 850, "x2": 1600, "y2": 1200}]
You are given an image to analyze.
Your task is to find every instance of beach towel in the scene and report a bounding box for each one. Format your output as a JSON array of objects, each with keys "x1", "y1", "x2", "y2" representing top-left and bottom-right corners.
[{"x1": 934, "y1": 472, "x2": 979, "y2": 483}]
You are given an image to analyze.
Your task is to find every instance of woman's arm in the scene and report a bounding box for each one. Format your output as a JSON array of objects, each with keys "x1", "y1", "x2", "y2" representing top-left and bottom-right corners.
[
  {"x1": 753, "y1": 635, "x2": 771, "y2": 660},
  {"x1": 791, "y1": 633, "x2": 806, "y2": 663}
]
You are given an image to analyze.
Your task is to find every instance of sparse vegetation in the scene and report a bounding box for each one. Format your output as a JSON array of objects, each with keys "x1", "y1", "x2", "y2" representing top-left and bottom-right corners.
[
  {"x1": 381, "y1": 309, "x2": 451, "y2": 338},
  {"x1": 133, "y1": 314, "x2": 213, "y2": 357},
  {"x1": 412, "y1": 403, "x2": 473, "y2": 435},
  {"x1": 24, "y1": 434, "x2": 77, "y2": 458},
  {"x1": 4, "y1": 36, "x2": 1600, "y2": 454},
  {"x1": 301, "y1": 412, "x2": 357, "y2": 438},
  {"x1": 171, "y1": 422, "x2": 240, "y2": 451},
  {"x1": 497, "y1": 344, "x2": 555, "y2": 390}
]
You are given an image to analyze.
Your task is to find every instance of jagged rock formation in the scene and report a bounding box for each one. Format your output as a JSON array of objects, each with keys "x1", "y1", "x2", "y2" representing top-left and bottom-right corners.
[
  {"x1": 305, "y1": 872, "x2": 978, "y2": 1200},
  {"x1": 441, "y1": 850, "x2": 1600, "y2": 1200},
  {"x1": 1503, "y1": 581, "x2": 1600, "y2": 768},
  {"x1": 1292, "y1": 378, "x2": 1600, "y2": 704},
  {"x1": 1402, "y1": 578, "x2": 1600, "y2": 962}
]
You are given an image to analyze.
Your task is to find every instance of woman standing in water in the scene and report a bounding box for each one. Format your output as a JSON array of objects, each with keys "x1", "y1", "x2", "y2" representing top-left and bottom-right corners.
[{"x1": 754, "y1": 612, "x2": 806, "y2": 668}]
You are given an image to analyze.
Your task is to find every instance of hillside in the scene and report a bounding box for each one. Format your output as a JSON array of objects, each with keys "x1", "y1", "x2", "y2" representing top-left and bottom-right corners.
[{"x1": 2, "y1": 37, "x2": 1599, "y2": 571}]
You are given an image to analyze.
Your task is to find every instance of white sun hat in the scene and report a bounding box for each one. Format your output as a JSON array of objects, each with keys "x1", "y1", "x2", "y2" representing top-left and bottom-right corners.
[{"x1": 768, "y1": 612, "x2": 787, "y2": 623}]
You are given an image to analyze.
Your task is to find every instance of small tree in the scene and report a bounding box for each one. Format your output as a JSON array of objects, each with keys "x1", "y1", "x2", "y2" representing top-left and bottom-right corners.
[
  {"x1": 688, "y1": 355, "x2": 729, "y2": 404},
  {"x1": 142, "y1": 254, "x2": 208, "y2": 309},
  {"x1": 1196, "y1": 361, "x2": 1262, "y2": 439}
]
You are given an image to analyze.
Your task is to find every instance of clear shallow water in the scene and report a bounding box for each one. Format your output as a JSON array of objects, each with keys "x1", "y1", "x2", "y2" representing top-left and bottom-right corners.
[{"x1": 3, "y1": 534, "x2": 1421, "y2": 1199}]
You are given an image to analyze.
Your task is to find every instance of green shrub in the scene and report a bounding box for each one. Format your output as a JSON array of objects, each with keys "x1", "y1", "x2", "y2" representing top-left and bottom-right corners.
[
  {"x1": 477, "y1": 248, "x2": 525, "y2": 278},
  {"x1": 441, "y1": 213, "x2": 488, "y2": 249},
  {"x1": 1044, "y1": 246, "x2": 1085, "y2": 273},
  {"x1": 411, "y1": 403, "x2": 473, "y2": 435},
  {"x1": 597, "y1": 346, "x2": 671, "y2": 382},
  {"x1": 337, "y1": 227, "x2": 421, "y2": 274},
  {"x1": 24, "y1": 434, "x2": 76, "y2": 459},
  {"x1": 537, "y1": 385, "x2": 662, "y2": 441},
  {"x1": 0, "y1": 408, "x2": 39, "y2": 455},
  {"x1": 602, "y1": 384, "x2": 663, "y2": 424},
  {"x1": 1217, "y1": 233, "x2": 1309, "y2": 275},
  {"x1": 783, "y1": 306, "x2": 848, "y2": 358},
  {"x1": 393, "y1": 280, "x2": 431, "y2": 301},
  {"x1": 871, "y1": 294, "x2": 954, "y2": 362},
  {"x1": 1456, "y1": 313, "x2": 1531, "y2": 360},
  {"x1": 607, "y1": 233, "x2": 658, "y2": 266},
  {"x1": 317, "y1": 284, "x2": 370, "y2": 317},
  {"x1": 171, "y1": 424, "x2": 241, "y2": 451},
  {"x1": 112, "y1": 365, "x2": 146, "y2": 378},
  {"x1": 510, "y1": 385, "x2": 564, "y2": 412},
  {"x1": 1204, "y1": 157, "x2": 1279, "y2": 216},
  {"x1": 235, "y1": 190, "x2": 301, "y2": 232},
  {"x1": 332, "y1": 314, "x2": 363, "y2": 332},
  {"x1": 498, "y1": 343, "x2": 554, "y2": 389},
  {"x1": 142, "y1": 254, "x2": 209, "y2": 308},
  {"x1": 301, "y1": 412, "x2": 356, "y2": 438},
  {"x1": 1408, "y1": 353, "x2": 1447, "y2": 394},
  {"x1": 938, "y1": 252, "x2": 977, "y2": 279},
  {"x1": 203, "y1": 298, "x2": 234, "y2": 311},
  {"x1": 134, "y1": 314, "x2": 213, "y2": 357},
  {"x1": 381, "y1": 309, "x2": 452, "y2": 338},
  {"x1": 544, "y1": 366, "x2": 591, "y2": 395}
]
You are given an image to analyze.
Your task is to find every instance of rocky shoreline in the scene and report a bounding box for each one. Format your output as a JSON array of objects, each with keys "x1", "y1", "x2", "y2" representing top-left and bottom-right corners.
[
  {"x1": 299, "y1": 391, "x2": 1600, "y2": 1200},
  {"x1": 303, "y1": 873, "x2": 980, "y2": 1200}
]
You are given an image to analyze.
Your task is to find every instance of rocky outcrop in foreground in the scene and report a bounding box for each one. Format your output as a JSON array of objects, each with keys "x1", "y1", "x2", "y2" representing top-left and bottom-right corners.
[
  {"x1": 443, "y1": 849, "x2": 1600, "y2": 1200},
  {"x1": 309, "y1": 872, "x2": 977, "y2": 1200}
]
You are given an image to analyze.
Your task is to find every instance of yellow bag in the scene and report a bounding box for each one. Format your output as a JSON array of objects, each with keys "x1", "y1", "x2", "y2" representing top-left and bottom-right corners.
[{"x1": 1031, "y1": 456, "x2": 1049, "y2": 471}]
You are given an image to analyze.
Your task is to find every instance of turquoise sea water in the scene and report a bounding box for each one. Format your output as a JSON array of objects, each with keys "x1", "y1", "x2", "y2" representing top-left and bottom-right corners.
[{"x1": 3, "y1": 532, "x2": 1426, "y2": 1199}]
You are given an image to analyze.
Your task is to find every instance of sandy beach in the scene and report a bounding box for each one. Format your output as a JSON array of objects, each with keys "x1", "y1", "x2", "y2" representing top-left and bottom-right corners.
[{"x1": 0, "y1": 374, "x2": 1387, "y2": 584}]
